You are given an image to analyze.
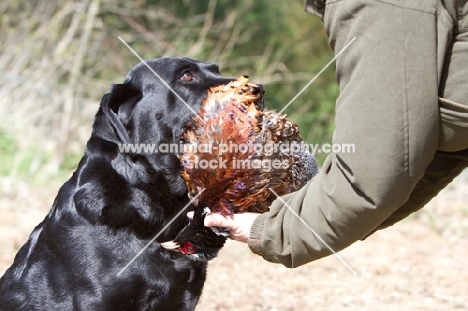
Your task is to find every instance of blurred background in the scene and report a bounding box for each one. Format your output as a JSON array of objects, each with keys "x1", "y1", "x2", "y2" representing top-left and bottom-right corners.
[
  {"x1": 1, "y1": 1, "x2": 467, "y2": 310},
  {"x1": 0, "y1": 0, "x2": 335, "y2": 182}
]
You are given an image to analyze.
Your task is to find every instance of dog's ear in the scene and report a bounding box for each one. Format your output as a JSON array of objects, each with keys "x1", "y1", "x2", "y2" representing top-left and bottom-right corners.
[{"x1": 99, "y1": 83, "x2": 142, "y2": 144}]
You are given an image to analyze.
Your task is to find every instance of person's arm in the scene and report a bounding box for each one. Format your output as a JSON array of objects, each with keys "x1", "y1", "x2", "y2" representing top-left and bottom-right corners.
[{"x1": 209, "y1": 0, "x2": 442, "y2": 268}]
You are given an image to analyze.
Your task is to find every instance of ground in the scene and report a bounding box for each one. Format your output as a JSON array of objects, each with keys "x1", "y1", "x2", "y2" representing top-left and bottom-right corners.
[{"x1": 1, "y1": 174, "x2": 467, "y2": 310}]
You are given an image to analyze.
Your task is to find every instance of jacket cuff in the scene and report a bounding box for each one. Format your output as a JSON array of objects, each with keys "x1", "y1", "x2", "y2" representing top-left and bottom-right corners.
[{"x1": 247, "y1": 213, "x2": 268, "y2": 257}]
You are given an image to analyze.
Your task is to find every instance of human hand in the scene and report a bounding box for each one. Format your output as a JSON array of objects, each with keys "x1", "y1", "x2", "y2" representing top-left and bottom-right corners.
[{"x1": 187, "y1": 211, "x2": 260, "y2": 243}]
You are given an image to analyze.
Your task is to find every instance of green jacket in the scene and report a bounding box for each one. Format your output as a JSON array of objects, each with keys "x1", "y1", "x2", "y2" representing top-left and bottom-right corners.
[{"x1": 248, "y1": 0, "x2": 468, "y2": 268}]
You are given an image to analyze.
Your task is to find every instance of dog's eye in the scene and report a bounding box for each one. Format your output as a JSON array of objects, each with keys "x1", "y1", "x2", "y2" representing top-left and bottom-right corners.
[{"x1": 180, "y1": 70, "x2": 193, "y2": 82}]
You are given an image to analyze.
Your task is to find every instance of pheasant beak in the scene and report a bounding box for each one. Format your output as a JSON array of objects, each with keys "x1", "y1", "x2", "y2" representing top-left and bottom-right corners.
[{"x1": 161, "y1": 241, "x2": 180, "y2": 251}]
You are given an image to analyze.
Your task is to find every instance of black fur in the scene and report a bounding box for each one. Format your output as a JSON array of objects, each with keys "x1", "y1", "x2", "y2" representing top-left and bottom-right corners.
[{"x1": 0, "y1": 58, "x2": 233, "y2": 310}]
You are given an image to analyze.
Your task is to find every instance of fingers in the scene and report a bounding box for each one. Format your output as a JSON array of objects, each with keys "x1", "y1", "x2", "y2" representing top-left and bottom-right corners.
[
  {"x1": 186, "y1": 211, "x2": 240, "y2": 241},
  {"x1": 209, "y1": 212, "x2": 260, "y2": 243},
  {"x1": 186, "y1": 211, "x2": 236, "y2": 229},
  {"x1": 185, "y1": 210, "x2": 261, "y2": 243}
]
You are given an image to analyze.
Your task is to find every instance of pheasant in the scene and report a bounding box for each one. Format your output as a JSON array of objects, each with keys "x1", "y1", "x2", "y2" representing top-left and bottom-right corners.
[{"x1": 162, "y1": 76, "x2": 318, "y2": 260}]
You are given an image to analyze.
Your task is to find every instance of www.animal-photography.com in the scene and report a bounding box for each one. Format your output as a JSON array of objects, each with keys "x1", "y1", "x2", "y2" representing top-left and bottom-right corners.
[{"x1": 1, "y1": 1, "x2": 467, "y2": 310}]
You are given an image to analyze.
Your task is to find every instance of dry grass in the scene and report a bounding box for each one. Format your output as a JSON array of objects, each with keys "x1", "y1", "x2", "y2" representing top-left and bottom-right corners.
[
  {"x1": 1, "y1": 0, "x2": 318, "y2": 180},
  {"x1": 1, "y1": 174, "x2": 467, "y2": 310}
]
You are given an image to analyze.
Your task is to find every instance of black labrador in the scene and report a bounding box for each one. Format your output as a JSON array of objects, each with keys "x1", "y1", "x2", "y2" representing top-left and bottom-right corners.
[{"x1": 0, "y1": 58, "x2": 233, "y2": 310}]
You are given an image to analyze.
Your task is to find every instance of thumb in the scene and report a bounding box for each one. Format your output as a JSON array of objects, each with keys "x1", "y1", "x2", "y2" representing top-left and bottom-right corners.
[{"x1": 203, "y1": 213, "x2": 235, "y2": 229}]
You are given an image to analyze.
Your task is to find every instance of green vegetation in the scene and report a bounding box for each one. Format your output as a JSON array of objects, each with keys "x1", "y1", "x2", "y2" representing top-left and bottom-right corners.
[{"x1": 0, "y1": 0, "x2": 337, "y2": 182}]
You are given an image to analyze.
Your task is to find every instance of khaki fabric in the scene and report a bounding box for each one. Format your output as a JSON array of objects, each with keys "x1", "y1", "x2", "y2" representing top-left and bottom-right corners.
[{"x1": 248, "y1": 0, "x2": 468, "y2": 267}]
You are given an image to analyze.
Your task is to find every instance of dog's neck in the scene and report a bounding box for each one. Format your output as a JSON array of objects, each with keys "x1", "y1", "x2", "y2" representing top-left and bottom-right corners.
[{"x1": 65, "y1": 130, "x2": 190, "y2": 240}]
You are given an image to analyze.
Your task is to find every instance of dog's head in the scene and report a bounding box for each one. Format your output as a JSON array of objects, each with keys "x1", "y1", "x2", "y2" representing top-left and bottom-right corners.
[
  {"x1": 96, "y1": 58, "x2": 234, "y2": 146},
  {"x1": 76, "y1": 58, "x2": 233, "y2": 239}
]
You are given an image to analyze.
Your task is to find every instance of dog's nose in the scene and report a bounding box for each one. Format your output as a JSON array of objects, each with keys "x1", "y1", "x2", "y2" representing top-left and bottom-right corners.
[
  {"x1": 250, "y1": 84, "x2": 264, "y2": 97},
  {"x1": 258, "y1": 84, "x2": 265, "y2": 98},
  {"x1": 249, "y1": 83, "x2": 265, "y2": 110},
  {"x1": 249, "y1": 83, "x2": 264, "y2": 99}
]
